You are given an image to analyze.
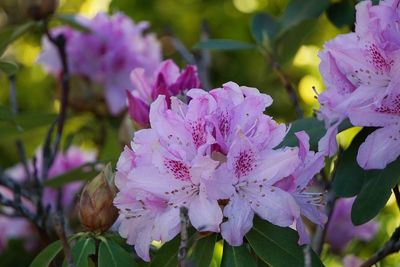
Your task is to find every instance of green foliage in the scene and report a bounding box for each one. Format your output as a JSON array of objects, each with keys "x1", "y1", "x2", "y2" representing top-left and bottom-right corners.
[
  {"x1": 53, "y1": 14, "x2": 91, "y2": 32},
  {"x1": 29, "y1": 240, "x2": 63, "y2": 267},
  {"x1": 326, "y1": 1, "x2": 355, "y2": 28},
  {"x1": 251, "y1": 12, "x2": 278, "y2": 49},
  {"x1": 43, "y1": 163, "x2": 99, "y2": 188},
  {"x1": 150, "y1": 235, "x2": 180, "y2": 267},
  {"x1": 67, "y1": 237, "x2": 96, "y2": 267},
  {"x1": 191, "y1": 234, "x2": 217, "y2": 267},
  {"x1": 0, "y1": 60, "x2": 19, "y2": 76},
  {"x1": 98, "y1": 238, "x2": 137, "y2": 267},
  {"x1": 246, "y1": 217, "x2": 323, "y2": 267},
  {"x1": 352, "y1": 159, "x2": 400, "y2": 225},
  {"x1": 221, "y1": 243, "x2": 256, "y2": 267},
  {"x1": 194, "y1": 39, "x2": 256, "y2": 51},
  {"x1": 0, "y1": 21, "x2": 37, "y2": 56}
]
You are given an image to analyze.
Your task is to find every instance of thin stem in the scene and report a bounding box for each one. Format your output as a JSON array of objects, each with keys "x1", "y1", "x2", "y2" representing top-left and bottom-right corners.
[
  {"x1": 15, "y1": 140, "x2": 31, "y2": 181},
  {"x1": 197, "y1": 20, "x2": 211, "y2": 90},
  {"x1": 54, "y1": 213, "x2": 75, "y2": 267},
  {"x1": 393, "y1": 184, "x2": 400, "y2": 211},
  {"x1": 361, "y1": 226, "x2": 400, "y2": 267},
  {"x1": 8, "y1": 75, "x2": 17, "y2": 115},
  {"x1": 178, "y1": 207, "x2": 189, "y2": 267}
]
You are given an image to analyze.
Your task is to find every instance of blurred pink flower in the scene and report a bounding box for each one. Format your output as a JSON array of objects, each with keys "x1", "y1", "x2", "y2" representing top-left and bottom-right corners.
[
  {"x1": 326, "y1": 197, "x2": 378, "y2": 253},
  {"x1": 37, "y1": 12, "x2": 162, "y2": 115},
  {"x1": 127, "y1": 60, "x2": 200, "y2": 127},
  {"x1": 318, "y1": 0, "x2": 400, "y2": 169},
  {"x1": 343, "y1": 255, "x2": 363, "y2": 267}
]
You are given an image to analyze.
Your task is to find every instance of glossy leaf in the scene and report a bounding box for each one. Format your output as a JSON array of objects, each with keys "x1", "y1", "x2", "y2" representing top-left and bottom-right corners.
[
  {"x1": 54, "y1": 14, "x2": 91, "y2": 33},
  {"x1": 98, "y1": 238, "x2": 137, "y2": 267},
  {"x1": 333, "y1": 128, "x2": 375, "y2": 197},
  {"x1": 221, "y1": 243, "x2": 256, "y2": 267},
  {"x1": 326, "y1": 1, "x2": 355, "y2": 28},
  {"x1": 251, "y1": 13, "x2": 278, "y2": 48},
  {"x1": 150, "y1": 235, "x2": 180, "y2": 267},
  {"x1": 29, "y1": 240, "x2": 63, "y2": 267},
  {"x1": 280, "y1": 0, "x2": 329, "y2": 34},
  {"x1": 0, "y1": 60, "x2": 19, "y2": 76},
  {"x1": 194, "y1": 39, "x2": 256, "y2": 51},
  {"x1": 280, "y1": 118, "x2": 326, "y2": 150},
  {"x1": 0, "y1": 21, "x2": 37, "y2": 56},
  {"x1": 71, "y1": 237, "x2": 96, "y2": 267},
  {"x1": 43, "y1": 163, "x2": 99, "y2": 188},
  {"x1": 192, "y1": 234, "x2": 217, "y2": 267},
  {"x1": 352, "y1": 159, "x2": 400, "y2": 225},
  {"x1": 246, "y1": 217, "x2": 323, "y2": 267}
]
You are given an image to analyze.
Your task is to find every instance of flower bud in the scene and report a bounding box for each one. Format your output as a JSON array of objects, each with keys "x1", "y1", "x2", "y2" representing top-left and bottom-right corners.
[{"x1": 79, "y1": 163, "x2": 118, "y2": 233}]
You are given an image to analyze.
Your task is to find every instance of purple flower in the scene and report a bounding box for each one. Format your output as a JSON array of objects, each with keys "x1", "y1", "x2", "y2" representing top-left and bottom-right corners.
[
  {"x1": 127, "y1": 60, "x2": 201, "y2": 127},
  {"x1": 37, "y1": 12, "x2": 162, "y2": 115},
  {"x1": 318, "y1": 0, "x2": 400, "y2": 169},
  {"x1": 326, "y1": 197, "x2": 378, "y2": 252}
]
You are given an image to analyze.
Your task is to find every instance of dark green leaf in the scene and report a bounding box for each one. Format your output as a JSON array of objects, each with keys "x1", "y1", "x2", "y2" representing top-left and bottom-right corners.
[
  {"x1": 43, "y1": 163, "x2": 98, "y2": 188},
  {"x1": 352, "y1": 159, "x2": 400, "y2": 225},
  {"x1": 98, "y1": 238, "x2": 137, "y2": 267},
  {"x1": 0, "y1": 60, "x2": 19, "y2": 76},
  {"x1": 193, "y1": 40, "x2": 256, "y2": 51},
  {"x1": 192, "y1": 234, "x2": 217, "y2": 267},
  {"x1": 29, "y1": 240, "x2": 63, "y2": 267},
  {"x1": 246, "y1": 217, "x2": 323, "y2": 267},
  {"x1": 0, "y1": 106, "x2": 15, "y2": 123},
  {"x1": 71, "y1": 237, "x2": 96, "y2": 267},
  {"x1": 333, "y1": 128, "x2": 375, "y2": 197},
  {"x1": 54, "y1": 14, "x2": 91, "y2": 33},
  {"x1": 151, "y1": 235, "x2": 180, "y2": 267},
  {"x1": 221, "y1": 243, "x2": 256, "y2": 267},
  {"x1": 0, "y1": 21, "x2": 37, "y2": 56},
  {"x1": 251, "y1": 13, "x2": 278, "y2": 48},
  {"x1": 326, "y1": 1, "x2": 355, "y2": 28},
  {"x1": 280, "y1": 0, "x2": 329, "y2": 34},
  {"x1": 280, "y1": 118, "x2": 326, "y2": 150}
]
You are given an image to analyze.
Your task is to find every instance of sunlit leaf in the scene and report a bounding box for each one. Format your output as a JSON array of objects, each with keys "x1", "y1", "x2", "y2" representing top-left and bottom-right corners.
[
  {"x1": 194, "y1": 40, "x2": 256, "y2": 51},
  {"x1": 352, "y1": 159, "x2": 400, "y2": 225},
  {"x1": 221, "y1": 243, "x2": 256, "y2": 267},
  {"x1": 246, "y1": 217, "x2": 323, "y2": 267},
  {"x1": 29, "y1": 240, "x2": 63, "y2": 267}
]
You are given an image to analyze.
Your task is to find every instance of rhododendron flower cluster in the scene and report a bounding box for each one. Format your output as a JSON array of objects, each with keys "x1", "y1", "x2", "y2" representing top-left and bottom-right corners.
[
  {"x1": 114, "y1": 82, "x2": 326, "y2": 261},
  {"x1": 0, "y1": 147, "x2": 95, "y2": 250},
  {"x1": 127, "y1": 60, "x2": 201, "y2": 127},
  {"x1": 326, "y1": 197, "x2": 378, "y2": 252},
  {"x1": 37, "y1": 12, "x2": 161, "y2": 115},
  {"x1": 317, "y1": 0, "x2": 400, "y2": 169}
]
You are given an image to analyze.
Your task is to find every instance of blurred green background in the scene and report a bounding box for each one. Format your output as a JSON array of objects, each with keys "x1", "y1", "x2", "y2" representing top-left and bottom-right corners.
[{"x1": 0, "y1": 0, "x2": 399, "y2": 266}]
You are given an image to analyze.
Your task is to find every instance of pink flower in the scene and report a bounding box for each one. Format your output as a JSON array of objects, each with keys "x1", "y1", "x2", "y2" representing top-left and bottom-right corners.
[
  {"x1": 127, "y1": 60, "x2": 201, "y2": 127},
  {"x1": 115, "y1": 82, "x2": 326, "y2": 259},
  {"x1": 317, "y1": 0, "x2": 400, "y2": 169},
  {"x1": 326, "y1": 197, "x2": 378, "y2": 253},
  {"x1": 37, "y1": 12, "x2": 162, "y2": 115}
]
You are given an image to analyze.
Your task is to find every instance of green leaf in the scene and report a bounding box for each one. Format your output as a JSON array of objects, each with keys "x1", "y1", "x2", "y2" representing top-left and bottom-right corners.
[
  {"x1": 71, "y1": 237, "x2": 96, "y2": 267},
  {"x1": 280, "y1": 0, "x2": 329, "y2": 34},
  {"x1": 192, "y1": 234, "x2": 217, "y2": 267},
  {"x1": 251, "y1": 13, "x2": 278, "y2": 48},
  {"x1": 280, "y1": 118, "x2": 326, "y2": 150},
  {"x1": 246, "y1": 217, "x2": 323, "y2": 267},
  {"x1": 29, "y1": 240, "x2": 63, "y2": 267},
  {"x1": 333, "y1": 128, "x2": 374, "y2": 197},
  {"x1": 0, "y1": 60, "x2": 19, "y2": 76},
  {"x1": 151, "y1": 235, "x2": 180, "y2": 267},
  {"x1": 352, "y1": 159, "x2": 400, "y2": 225},
  {"x1": 43, "y1": 163, "x2": 98, "y2": 188},
  {"x1": 193, "y1": 40, "x2": 256, "y2": 51},
  {"x1": 0, "y1": 106, "x2": 15, "y2": 123},
  {"x1": 54, "y1": 14, "x2": 91, "y2": 33},
  {"x1": 221, "y1": 243, "x2": 256, "y2": 267},
  {"x1": 98, "y1": 238, "x2": 137, "y2": 267},
  {"x1": 326, "y1": 1, "x2": 355, "y2": 28},
  {"x1": 0, "y1": 21, "x2": 37, "y2": 56}
]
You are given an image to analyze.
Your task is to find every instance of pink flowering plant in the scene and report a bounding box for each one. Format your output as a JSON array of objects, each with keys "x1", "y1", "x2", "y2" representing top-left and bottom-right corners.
[{"x1": 1, "y1": 0, "x2": 400, "y2": 266}]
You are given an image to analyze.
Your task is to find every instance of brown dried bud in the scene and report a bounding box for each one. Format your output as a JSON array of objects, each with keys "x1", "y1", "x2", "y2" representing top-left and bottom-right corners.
[
  {"x1": 25, "y1": 0, "x2": 58, "y2": 21},
  {"x1": 79, "y1": 163, "x2": 118, "y2": 233}
]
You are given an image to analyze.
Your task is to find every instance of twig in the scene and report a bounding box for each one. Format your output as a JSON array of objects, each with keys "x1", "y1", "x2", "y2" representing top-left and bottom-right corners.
[
  {"x1": 0, "y1": 192, "x2": 36, "y2": 222},
  {"x1": 178, "y1": 206, "x2": 189, "y2": 267},
  {"x1": 16, "y1": 140, "x2": 31, "y2": 181},
  {"x1": 360, "y1": 226, "x2": 400, "y2": 267},
  {"x1": 165, "y1": 27, "x2": 196, "y2": 65},
  {"x1": 196, "y1": 20, "x2": 211, "y2": 90},
  {"x1": 393, "y1": 185, "x2": 400, "y2": 212},
  {"x1": 303, "y1": 244, "x2": 311, "y2": 267},
  {"x1": 8, "y1": 75, "x2": 17, "y2": 115},
  {"x1": 53, "y1": 213, "x2": 75, "y2": 267}
]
